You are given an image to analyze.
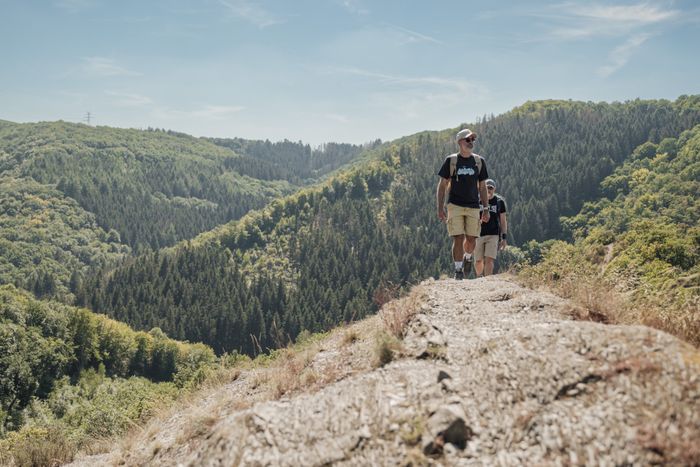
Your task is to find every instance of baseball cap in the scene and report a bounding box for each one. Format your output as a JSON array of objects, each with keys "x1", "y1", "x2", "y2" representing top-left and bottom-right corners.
[
  {"x1": 455, "y1": 128, "x2": 476, "y2": 142},
  {"x1": 485, "y1": 179, "x2": 496, "y2": 188}
]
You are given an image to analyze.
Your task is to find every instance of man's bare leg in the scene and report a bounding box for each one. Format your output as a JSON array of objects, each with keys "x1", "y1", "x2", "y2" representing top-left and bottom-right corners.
[
  {"x1": 475, "y1": 259, "x2": 484, "y2": 277},
  {"x1": 464, "y1": 236, "x2": 476, "y2": 255},
  {"x1": 484, "y1": 257, "x2": 495, "y2": 276},
  {"x1": 452, "y1": 234, "x2": 465, "y2": 261}
]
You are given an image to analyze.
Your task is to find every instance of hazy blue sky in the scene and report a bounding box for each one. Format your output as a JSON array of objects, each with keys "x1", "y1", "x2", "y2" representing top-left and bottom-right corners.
[{"x1": 1, "y1": 0, "x2": 698, "y2": 145}]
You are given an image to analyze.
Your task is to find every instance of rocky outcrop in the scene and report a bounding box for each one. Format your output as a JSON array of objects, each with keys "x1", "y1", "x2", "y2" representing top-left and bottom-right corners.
[{"x1": 71, "y1": 276, "x2": 700, "y2": 466}]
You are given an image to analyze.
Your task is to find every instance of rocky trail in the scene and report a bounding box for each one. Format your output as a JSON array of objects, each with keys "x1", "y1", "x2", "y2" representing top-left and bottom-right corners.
[{"x1": 71, "y1": 276, "x2": 700, "y2": 466}]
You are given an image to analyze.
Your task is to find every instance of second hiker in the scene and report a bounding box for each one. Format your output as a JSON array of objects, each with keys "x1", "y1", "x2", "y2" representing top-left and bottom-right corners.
[
  {"x1": 436, "y1": 128, "x2": 490, "y2": 280},
  {"x1": 474, "y1": 178, "x2": 508, "y2": 277}
]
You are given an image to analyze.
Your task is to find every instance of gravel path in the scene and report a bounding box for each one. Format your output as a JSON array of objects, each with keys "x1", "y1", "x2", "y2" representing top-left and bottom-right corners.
[{"x1": 71, "y1": 276, "x2": 700, "y2": 466}]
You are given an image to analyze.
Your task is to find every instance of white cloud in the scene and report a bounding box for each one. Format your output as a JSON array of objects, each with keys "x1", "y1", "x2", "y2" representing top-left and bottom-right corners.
[
  {"x1": 385, "y1": 23, "x2": 443, "y2": 45},
  {"x1": 331, "y1": 67, "x2": 481, "y2": 94},
  {"x1": 106, "y1": 91, "x2": 153, "y2": 107},
  {"x1": 53, "y1": 0, "x2": 96, "y2": 11},
  {"x1": 324, "y1": 113, "x2": 350, "y2": 123},
  {"x1": 83, "y1": 57, "x2": 141, "y2": 77},
  {"x1": 154, "y1": 105, "x2": 245, "y2": 120},
  {"x1": 338, "y1": 0, "x2": 370, "y2": 16},
  {"x1": 192, "y1": 105, "x2": 246, "y2": 118},
  {"x1": 327, "y1": 67, "x2": 487, "y2": 120},
  {"x1": 218, "y1": 0, "x2": 284, "y2": 28},
  {"x1": 549, "y1": 2, "x2": 679, "y2": 38},
  {"x1": 597, "y1": 33, "x2": 651, "y2": 77},
  {"x1": 521, "y1": 3, "x2": 679, "y2": 77}
]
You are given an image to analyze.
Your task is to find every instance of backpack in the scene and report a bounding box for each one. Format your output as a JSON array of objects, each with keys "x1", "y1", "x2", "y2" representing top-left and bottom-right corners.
[{"x1": 448, "y1": 153, "x2": 483, "y2": 181}]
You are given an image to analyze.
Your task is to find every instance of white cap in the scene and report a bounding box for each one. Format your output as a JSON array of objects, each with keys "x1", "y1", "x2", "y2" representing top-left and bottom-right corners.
[{"x1": 455, "y1": 128, "x2": 477, "y2": 142}]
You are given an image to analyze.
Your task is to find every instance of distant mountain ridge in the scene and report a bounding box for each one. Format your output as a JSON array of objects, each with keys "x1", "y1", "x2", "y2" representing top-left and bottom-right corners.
[{"x1": 205, "y1": 137, "x2": 377, "y2": 184}]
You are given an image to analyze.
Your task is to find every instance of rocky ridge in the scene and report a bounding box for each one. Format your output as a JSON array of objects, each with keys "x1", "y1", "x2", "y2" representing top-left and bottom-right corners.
[{"x1": 71, "y1": 276, "x2": 700, "y2": 466}]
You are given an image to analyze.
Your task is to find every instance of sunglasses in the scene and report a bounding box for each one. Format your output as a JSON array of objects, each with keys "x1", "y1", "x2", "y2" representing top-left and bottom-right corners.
[
  {"x1": 487, "y1": 186, "x2": 495, "y2": 190},
  {"x1": 462, "y1": 137, "x2": 476, "y2": 143}
]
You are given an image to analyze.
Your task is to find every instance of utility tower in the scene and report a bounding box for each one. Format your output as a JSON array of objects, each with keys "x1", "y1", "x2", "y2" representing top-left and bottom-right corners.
[{"x1": 84, "y1": 111, "x2": 92, "y2": 125}]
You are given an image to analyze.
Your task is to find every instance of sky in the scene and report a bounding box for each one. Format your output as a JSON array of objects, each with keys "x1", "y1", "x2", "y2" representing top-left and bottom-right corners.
[{"x1": 1, "y1": 0, "x2": 699, "y2": 145}]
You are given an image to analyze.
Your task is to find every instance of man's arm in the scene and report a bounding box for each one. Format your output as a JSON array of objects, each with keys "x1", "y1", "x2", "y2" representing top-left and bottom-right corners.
[
  {"x1": 479, "y1": 180, "x2": 490, "y2": 223},
  {"x1": 499, "y1": 212, "x2": 508, "y2": 250},
  {"x1": 437, "y1": 178, "x2": 449, "y2": 222}
]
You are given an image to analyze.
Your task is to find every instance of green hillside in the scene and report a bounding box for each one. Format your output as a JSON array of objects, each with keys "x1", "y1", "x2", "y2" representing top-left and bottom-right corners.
[
  {"x1": 206, "y1": 137, "x2": 377, "y2": 184},
  {"x1": 0, "y1": 122, "x2": 297, "y2": 252},
  {"x1": 0, "y1": 176, "x2": 129, "y2": 302},
  {"x1": 0, "y1": 284, "x2": 216, "y2": 462},
  {"x1": 522, "y1": 125, "x2": 700, "y2": 344},
  {"x1": 83, "y1": 97, "x2": 700, "y2": 355}
]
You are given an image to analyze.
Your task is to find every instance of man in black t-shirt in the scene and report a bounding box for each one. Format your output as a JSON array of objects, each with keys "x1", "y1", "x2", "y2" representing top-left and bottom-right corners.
[
  {"x1": 437, "y1": 128, "x2": 490, "y2": 280},
  {"x1": 475, "y1": 179, "x2": 508, "y2": 277}
]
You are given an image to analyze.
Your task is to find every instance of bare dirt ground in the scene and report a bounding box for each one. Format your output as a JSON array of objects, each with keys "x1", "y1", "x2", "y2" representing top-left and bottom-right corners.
[{"x1": 70, "y1": 276, "x2": 700, "y2": 466}]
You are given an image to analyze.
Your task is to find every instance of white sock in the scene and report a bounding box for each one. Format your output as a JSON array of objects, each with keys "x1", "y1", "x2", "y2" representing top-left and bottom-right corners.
[
  {"x1": 454, "y1": 261, "x2": 463, "y2": 271},
  {"x1": 464, "y1": 253, "x2": 472, "y2": 261}
]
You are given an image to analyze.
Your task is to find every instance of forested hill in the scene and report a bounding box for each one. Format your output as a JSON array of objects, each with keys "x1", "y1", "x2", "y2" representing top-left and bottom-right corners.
[
  {"x1": 524, "y1": 124, "x2": 700, "y2": 344},
  {"x1": 0, "y1": 122, "x2": 297, "y2": 251},
  {"x1": 0, "y1": 283, "x2": 216, "y2": 460},
  {"x1": 206, "y1": 137, "x2": 378, "y2": 184},
  {"x1": 473, "y1": 96, "x2": 700, "y2": 241},
  {"x1": 83, "y1": 97, "x2": 700, "y2": 356}
]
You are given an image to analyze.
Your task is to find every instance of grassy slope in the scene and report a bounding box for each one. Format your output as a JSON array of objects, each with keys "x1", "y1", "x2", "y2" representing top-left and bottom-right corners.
[{"x1": 520, "y1": 125, "x2": 700, "y2": 345}]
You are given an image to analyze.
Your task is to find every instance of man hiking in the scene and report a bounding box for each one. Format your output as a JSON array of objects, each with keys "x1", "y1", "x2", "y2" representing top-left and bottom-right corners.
[
  {"x1": 437, "y1": 128, "x2": 490, "y2": 280},
  {"x1": 474, "y1": 178, "x2": 508, "y2": 277}
]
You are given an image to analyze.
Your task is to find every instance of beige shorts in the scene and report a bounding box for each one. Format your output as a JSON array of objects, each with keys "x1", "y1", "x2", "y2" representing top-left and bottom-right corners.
[
  {"x1": 475, "y1": 234, "x2": 499, "y2": 260},
  {"x1": 446, "y1": 204, "x2": 481, "y2": 238}
]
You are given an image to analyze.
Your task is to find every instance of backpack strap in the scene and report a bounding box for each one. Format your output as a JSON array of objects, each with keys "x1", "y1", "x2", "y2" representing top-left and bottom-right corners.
[
  {"x1": 449, "y1": 154, "x2": 458, "y2": 178},
  {"x1": 449, "y1": 153, "x2": 482, "y2": 179},
  {"x1": 474, "y1": 154, "x2": 483, "y2": 176}
]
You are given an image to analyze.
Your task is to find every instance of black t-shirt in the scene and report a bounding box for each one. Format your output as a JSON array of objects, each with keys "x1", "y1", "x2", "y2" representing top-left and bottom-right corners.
[
  {"x1": 437, "y1": 153, "x2": 489, "y2": 208},
  {"x1": 480, "y1": 195, "x2": 507, "y2": 236}
]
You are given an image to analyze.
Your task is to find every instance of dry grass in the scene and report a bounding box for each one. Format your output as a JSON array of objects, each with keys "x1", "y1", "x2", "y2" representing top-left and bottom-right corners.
[
  {"x1": 517, "y1": 270, "x2": 700, "y2": 347},
  {"x1": 0, "y1": 425, "x2": 76, "y2": 467},
  {"x1": 399, "y1": 415, "x2": 425, "y2": 447},
  {"x1": 343, "y1": 328, "x2": 359, "y2": 345},
  {"x1": 379, "y1": 284, "x2": 426, "y2": 339},
  {"x1": 373, "y1": 283, "x2": 430, "y2": 367},
  {"x1": 374, "y1": 331, "x2": 402, "y2": 367},
  {"x1": 636, "y1": 422, "x2": 700, "y2": 465},
  {"x1": 69, "y1": 288, "x2": 421, "y2": 466}
]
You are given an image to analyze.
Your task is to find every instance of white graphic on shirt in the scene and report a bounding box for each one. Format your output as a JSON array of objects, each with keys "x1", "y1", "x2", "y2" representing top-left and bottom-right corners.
[{"x1": 457, "y1": 167, "x2": 475, "y2": 176}]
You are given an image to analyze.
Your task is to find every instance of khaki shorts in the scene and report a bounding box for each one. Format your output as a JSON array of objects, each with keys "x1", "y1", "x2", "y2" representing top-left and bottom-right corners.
[
  {"x1": 475, "y1": 234, "x2": 499, "y2": 260},
  {"x1": 446, "y1": 203, "x2": 481, "y2": 238}
]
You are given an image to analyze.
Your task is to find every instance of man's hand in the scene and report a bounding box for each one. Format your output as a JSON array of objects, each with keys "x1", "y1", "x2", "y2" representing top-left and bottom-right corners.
[
  {"x1": 480, "y1": 210, "x2": 490, "y2": 224},
  {"x1": 438, "y1": 207, "x2": 447, "y2": 222},
  {"x1": 499, "y1": 239, "x2": 507, "y2": 251}
]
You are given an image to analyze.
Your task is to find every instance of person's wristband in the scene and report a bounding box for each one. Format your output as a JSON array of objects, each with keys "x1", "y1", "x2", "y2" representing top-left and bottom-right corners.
[{"x1": 501, "y1": 233, "x2": 507, "y2": 240}]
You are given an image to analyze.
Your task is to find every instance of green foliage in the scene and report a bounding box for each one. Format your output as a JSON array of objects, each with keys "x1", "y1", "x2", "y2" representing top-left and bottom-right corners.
[
  {"x1": 0, "y1": 285, "x2": 215, "y2": 436},
  {"x1": 0, "y1": 176, "x2": 129, "y2": 301},
  {"x1": 497, "y1": 245, "x2": 527, "y2": 271},
  {"x1": 0, "y1": 370, "x2": 180, "y2": 466},
  {"x1": 524, "y1": 124, "x2": 700, "y2": 344},
  {"x1": 520, "y1": 239, "x2": 558, "y2": 265}
]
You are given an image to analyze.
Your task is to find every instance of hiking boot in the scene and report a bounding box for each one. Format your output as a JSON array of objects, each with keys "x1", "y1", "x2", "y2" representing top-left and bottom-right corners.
[
  {"x1": 454, "y1": 270, "x2": 464, "y2": 280},
  {"x1": 462, "y1": 256, "x2": 473, "y2": 277}
]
